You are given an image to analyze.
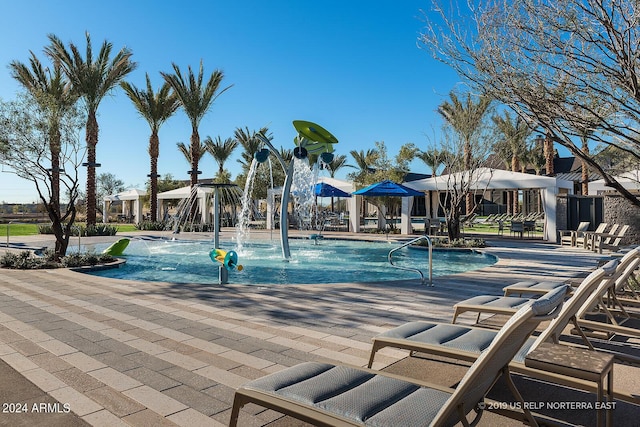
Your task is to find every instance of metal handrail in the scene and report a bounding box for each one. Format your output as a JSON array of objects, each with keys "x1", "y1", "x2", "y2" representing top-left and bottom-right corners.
[
  {"x1": 388, "y1": 235, "x2": 433, "y2": 286},
  {"x1": 5, "y1": 220, "x2": 29, "y2": 248}
]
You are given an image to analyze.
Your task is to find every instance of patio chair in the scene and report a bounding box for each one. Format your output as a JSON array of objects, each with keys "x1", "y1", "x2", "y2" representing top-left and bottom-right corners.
[
  {"x1": 229, "y1": 287, "x2": 566, "y2": 427},
  {"x1": 584, "y1": 223, "x2": 611, "y2": 251},
  {"x1": 367, "y1": 262, "x2": 640, "y2": 404},
  {"x1": 593, "y1": 224, "x2": 630, "y2": 254},
  {"x1": 558, "y1": 221, "x2": 590, "y2": 246},
  {"x1": 509, "y1": 221, "x2": 524, "y2": 238},
  {"x1": 451, "y1": 248, "x2": 639, "y2": 325}
]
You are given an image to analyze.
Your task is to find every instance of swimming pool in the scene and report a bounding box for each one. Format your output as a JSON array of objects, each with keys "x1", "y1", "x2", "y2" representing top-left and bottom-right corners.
[{"x1": 88, "y1": 238, "x2": 496, "y2": 285}]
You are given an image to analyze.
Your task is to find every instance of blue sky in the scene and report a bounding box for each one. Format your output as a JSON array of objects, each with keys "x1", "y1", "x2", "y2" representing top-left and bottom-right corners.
[{"x1": 0, "y1": 1, "x2": 463, "y2": 203}]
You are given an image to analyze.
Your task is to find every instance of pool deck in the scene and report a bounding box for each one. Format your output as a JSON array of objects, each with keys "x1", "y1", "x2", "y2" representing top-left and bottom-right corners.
[{"x1": 0, "y1": 230, "x2": 638, "y2": 426}]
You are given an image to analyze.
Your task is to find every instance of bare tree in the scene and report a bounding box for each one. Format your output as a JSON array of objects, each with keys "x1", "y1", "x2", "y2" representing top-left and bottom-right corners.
[
  {"x1": 0, "y1": 95, "x2": 85, "y2": 258},
  {"x1": 436, "y1": 121, "x2": 494, "y2": 240},
  {"x1": 421, "y1": 0, "x2": 640, "y2": 206}
]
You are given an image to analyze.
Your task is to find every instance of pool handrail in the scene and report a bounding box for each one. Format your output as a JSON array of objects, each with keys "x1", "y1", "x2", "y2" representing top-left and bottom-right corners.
[{"x1": 388, "y1": 235, "x2": 433, "y2": 286}]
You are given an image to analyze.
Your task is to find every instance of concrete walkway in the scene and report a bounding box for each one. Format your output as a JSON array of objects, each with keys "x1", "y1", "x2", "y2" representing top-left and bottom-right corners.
[{"x1": 0, "y1": 230, "x2": 638, "y2": 426}]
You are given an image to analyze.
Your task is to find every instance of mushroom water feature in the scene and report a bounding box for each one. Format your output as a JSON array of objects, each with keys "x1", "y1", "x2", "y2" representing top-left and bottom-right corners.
[{"x1": 251, "y1": 121, "x2": 338, "y2": 260}]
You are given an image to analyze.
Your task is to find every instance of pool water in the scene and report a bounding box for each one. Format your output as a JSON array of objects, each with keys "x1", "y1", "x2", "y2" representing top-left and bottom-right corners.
[{"x1": 89, "y1": 239, "x2": 496, "y2": 285}]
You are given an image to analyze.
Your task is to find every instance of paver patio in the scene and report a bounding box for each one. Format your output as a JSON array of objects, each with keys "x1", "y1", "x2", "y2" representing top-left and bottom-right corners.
[{"x1": 0, "y1": 231, "x2": 638, "y2": 426}]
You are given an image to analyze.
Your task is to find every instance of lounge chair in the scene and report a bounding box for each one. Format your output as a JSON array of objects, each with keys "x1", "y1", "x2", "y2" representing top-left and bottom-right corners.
[
  {"x1": 229, "y1": 287, "x2": 567, "y2": 427},
  {"x1": 558, "y1": 221, "x2": 590, "y2": 246},
  {"x1": 368, "y1": 262, "x2": 639, "y2": 404},
  {"x1": 577, "y1": 252, "x2": 640, "y2": 343},
  {"x1": 451, "y1": 248, "x2": 639, "y2": 325}
]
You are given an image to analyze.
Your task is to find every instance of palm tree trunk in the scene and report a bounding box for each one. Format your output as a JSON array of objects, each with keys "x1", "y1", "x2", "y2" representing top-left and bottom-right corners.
[
  {"x1": 544, "y1": 133, "x2": 554, "y2": 175},
  {"x1": 149, "y1": 132, "x2": 159, "y2": 221},
  {"x1": 190, "y1": 128, "x2": 200, "y2": 187},
  {"x1": 581, "y1": 137, "x2": 590, "y2": 195},
  {"x1": 85, "y1": 113, "x2": 99, "y2": 226},
  {"x1": 464, "y1": 140, "x2": 473, "y2": 214}
]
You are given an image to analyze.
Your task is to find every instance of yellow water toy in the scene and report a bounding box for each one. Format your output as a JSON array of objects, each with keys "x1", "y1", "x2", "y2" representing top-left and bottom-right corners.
[
  {"x1": 102, "y1": 238, "x2": 130, "y2": 256},
  {"x1": 209, "y1": 249, "x2": 243, "y2": 271}
]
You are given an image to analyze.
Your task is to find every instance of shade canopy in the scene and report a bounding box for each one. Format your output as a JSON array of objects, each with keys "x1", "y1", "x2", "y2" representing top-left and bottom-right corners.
[
  {"x1": 353, "y1": 180, "x2": 423, "y2": 197},
  {"x1": 588, "y1": 169, "x2": 640, "y2": 194},
  {"x1": 314, "y1": 182, "x2": 351, "y2": 198},
  {"x1": 403, "y1": 168, "x2": 575, "y2": 242},
  {"x1": 103, "y1": 188, "x2": 146, "y2": 202},
  {"x1": 406, "y1": 168, "x2": 573, "y2": 191}
]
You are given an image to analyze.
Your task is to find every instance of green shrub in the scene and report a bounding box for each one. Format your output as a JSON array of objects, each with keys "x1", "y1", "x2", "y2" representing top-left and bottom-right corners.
[
  {"x1": 136, "y1": 221, "x2": 167, "y2": 231},
  {"x1": 1, "y1": 250, "x2": 114, "y2": 269},
  {"x1": 38, "y1": 223, "x2": 119, "y2": 236},
  {"x1": 80, "y1": 224, "x2": 118, "y2": 236},
  {"x1": 37, "y1": 223, "x2": 55, "y2": 234},
  {"x1": 413, "y1": 237, "x2": 486, "y2": 249}
]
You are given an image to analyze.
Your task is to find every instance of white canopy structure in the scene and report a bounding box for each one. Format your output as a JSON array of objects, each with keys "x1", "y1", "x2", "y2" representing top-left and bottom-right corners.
[
  {"x1": 588, "y1": 169, "x2": 640, "y2": 194},
  {"x1": 103, "y1": 188, "x2": 146, "y2": 224},
  {"x1": 157, "y1": 185, "x2": 212, "y2": 223},
  {"x1": 403, "y1": 168, "x2": 574, "y2": 242}
]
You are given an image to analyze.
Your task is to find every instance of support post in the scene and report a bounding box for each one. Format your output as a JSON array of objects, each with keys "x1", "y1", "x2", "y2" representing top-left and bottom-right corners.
[
  {"x1": 279, "y1": 162, "x2": 294, "y2": 260},
  {"x1": 218, "y1": 265, "x2": 228, "y2": 285},
  {"x1": 213, "y1": 187, "x2": 220, "y2": 249}
]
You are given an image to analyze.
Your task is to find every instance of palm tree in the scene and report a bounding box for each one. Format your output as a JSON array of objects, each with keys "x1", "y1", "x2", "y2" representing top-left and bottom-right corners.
[
  {"x1": 492, "y1": 111, "x2": 531, "y2": 214},
  {"x1": 348, "y1": 149, "x2": 378, "y2": 185},
  {"x1": 524, "y1": 137, "x2": 546, "y2": 176},
  {"x1": 204, "y1": 136, "x2": 238, "y2": 182},
  {"x1": 235, "y1": 126, "x2": 271, "y2": 170},
  {"x1": 438, "y1": 91, "x2": 492, "y2": 213},
  {"x1": 327, "y1": 154, "x2": 352, "y2": 178},
  {"x1": 46, "y1": 32, "x2": 136, "y2": 225},
  {"x1": 121, "y1": 74, "x2": 179, "y2": 221},
  {"x1": 9, "y1": 52, "x2": 79, "y2": 257},
  {"x1": 415, "y1": 148, "x2": 444, "y2": 219},
  {"x1": 325, "y1": 154, "x2": 353, "y2": 211},
  {"x1": 177, "y1": 141, "x2": 207, "y2": 166},
  {"x1": 348, "y1": 149, "x2": 379, "y2": 219},
  {"x1": 161, "y1": 61, "x2": 231, "y2": 187},
  {"x1": 415, "y1": 148, "x2": 443, "y2": 177}
]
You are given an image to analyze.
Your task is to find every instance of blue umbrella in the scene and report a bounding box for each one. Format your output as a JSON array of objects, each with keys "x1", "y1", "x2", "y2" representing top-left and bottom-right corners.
[
  {"x1": 314, "y1": 182, "x2": 352, "y2": 198},
  {"x1": 352, "y1": 180, "x2": 423, "y2": 197}
]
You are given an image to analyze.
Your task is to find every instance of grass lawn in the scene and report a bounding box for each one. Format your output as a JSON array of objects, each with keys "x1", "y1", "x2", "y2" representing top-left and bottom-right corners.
[
  {"x1": 0, "y1": 223, "x2": 40, "y2": 236},
  {"x1": 0, "y1": 223, "x2": 139, "y2": 237}
]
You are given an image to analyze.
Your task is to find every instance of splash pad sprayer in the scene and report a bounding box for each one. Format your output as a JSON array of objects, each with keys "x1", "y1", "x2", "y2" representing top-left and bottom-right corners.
[
  {"x1": 202, "y1": 183, "x2": 242, "y2": 284},
  {"x1": 254, "y1": 121, "x2": 338, "y2": 261}
]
